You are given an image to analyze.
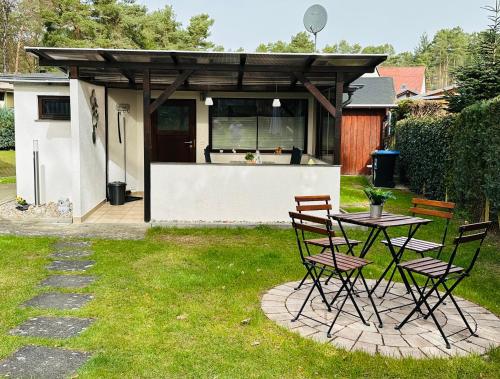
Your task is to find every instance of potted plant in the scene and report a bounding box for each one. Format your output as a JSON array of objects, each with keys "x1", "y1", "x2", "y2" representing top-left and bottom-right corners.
[
  {"x1": 363, "y1": 186, "x2": 395, "y2": 218},
  {"x1": 16, "y1": 196, "x2": 29, "y2": 211},
  {"x1": 244, "y1": 152, "x2": 255, "y2": 164}
]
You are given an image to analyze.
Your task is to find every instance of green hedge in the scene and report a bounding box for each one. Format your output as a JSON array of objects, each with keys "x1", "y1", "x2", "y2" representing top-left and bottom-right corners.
[
  {"x1": 0, "y1": 107, "x2": 14, "y2": 150},
  {"x1": 449, "y1": 96, "x2": 500, "y2": 220},
  {"x1": 395, "y1": 116, "x2": 454, "y2": 200}
]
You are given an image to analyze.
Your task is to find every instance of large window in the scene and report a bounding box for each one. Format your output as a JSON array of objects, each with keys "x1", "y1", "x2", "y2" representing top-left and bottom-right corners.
[
  {"x1": 210, "y1": 98, "x2": 307, "y2": 151},
  {"x1": 38, "y1": 96, "x2": 71, "y2": 120}
]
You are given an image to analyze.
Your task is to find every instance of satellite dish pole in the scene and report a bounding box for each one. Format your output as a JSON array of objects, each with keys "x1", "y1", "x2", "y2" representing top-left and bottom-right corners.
[{"x1": 303, "y1": 4, "x2": 328, "y2": 52}]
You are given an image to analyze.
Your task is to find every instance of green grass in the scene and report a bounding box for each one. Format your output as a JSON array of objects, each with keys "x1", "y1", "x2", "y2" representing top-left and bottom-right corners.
[
  {"x1": 0, "y1": 150, "x2": 15, "y2": 178},
  {"x1": 0, "y1": 177, "x2": 498, "y2": 378}
]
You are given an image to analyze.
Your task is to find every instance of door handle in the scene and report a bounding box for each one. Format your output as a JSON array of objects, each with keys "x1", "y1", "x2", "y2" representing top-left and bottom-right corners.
[{"x1": 184, "y1": 141, "x2": 193, "y2": 144}]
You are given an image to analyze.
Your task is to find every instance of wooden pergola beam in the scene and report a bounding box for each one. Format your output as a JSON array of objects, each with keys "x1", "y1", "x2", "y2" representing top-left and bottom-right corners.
[
  {"x1": 291, "y1": 56, "x2": 317, "y2": 88},
  {"x1": 333, "y1": 72, "x2": 344, "y2": 165},
  {"x1": 99, "y1": 51, "x2": 135, "y2": 85},
  {"x1": 149, "y1": 70, "x2": 193, "y2": 114},
  {"x1": 294, "y1": 72, "x2": 337, "y2": 118}
]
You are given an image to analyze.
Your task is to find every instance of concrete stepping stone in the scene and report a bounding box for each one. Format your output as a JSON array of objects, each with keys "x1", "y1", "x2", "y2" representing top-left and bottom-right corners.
[
  {"x1": 47, "y1": 260, "x2": 95, "y2": 272},
  {"x1": 22, "y1": 292, "x2": 94, "y2": 310},
  {"x1": 10, "y1": 316, "x2": 94, "y2": 338},
  {"x1": 40, "y1": 275, "x2": 96, "y2": 289},
  {"x1": 50, "y1": 250, "x2": 93, "y2": 259},
  {"x1": 0, "y1": 345, "x2": 91, "y2": 379},
  {"x1": 54, "y1": 241, "x2": 91, "y2": 249}
]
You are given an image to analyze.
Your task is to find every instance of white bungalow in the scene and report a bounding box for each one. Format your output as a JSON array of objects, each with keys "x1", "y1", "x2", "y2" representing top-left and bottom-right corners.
[{"x1": 1, "y1": 48, "x2": 386, "y2": 224}]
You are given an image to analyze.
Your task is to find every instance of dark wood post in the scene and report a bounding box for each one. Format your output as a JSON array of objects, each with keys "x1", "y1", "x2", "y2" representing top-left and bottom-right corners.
[
  {"x1": 143, "y1": 69, "x2": 151, "y2": 222},
  {"x1": 333, "y1": 72, "x2": 344, "y2": 165}
]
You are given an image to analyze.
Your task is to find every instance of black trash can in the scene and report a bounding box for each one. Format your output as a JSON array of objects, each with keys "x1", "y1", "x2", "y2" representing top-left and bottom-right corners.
[
  {"x1": 107, "y1": 181, "x2": 126, "y2": 205},
  {"x1": 372, "y1": 150, "x2": 399, "y2": 188}
]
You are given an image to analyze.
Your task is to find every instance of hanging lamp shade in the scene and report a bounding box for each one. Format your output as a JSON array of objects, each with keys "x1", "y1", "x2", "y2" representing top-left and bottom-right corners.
[
  {"x1": 205, "y1": 96, "x2": 214, "y2": 106},
  {"x1": 272, "y1": 98, "x2": 281, "y2": 107}
]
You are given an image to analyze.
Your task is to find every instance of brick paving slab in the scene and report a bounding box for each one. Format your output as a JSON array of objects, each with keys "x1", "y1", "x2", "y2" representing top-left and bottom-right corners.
[
  {"x1": 40, "y1": 275, "x2": 96, "y2": 288},
  {"x1": 0, "y1": 345, "x2": 91, "y2": 379},
  {"x1": 47, "y1": 260, "x2": 95, "y2": 272},
  {"x1": 10, "y1": 317, "x2": 94, "y2": 339},
  {"x1": 50, "y1": 250, "x2": 93, "y2": 259},
  {"x1": 22, "y1": 293, "x2": 94, "y2": 310},
  {"x1": 262, "y1": 279, "x2": 500, "y2": 359}
]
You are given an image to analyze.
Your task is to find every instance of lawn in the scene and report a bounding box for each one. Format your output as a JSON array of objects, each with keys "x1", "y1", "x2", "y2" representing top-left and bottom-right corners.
[
  {"x1": 0, "y1": 150, "x2": 15, "y2": 183},
  {"x1": 0, "y1": 176, "x2": 498, "y2": 378}
]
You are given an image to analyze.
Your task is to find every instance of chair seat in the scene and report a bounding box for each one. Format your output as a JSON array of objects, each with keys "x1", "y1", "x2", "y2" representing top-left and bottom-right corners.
[
  {"x1": 381, "y1": 237, "x2": 443, "y2": 253},
  {"x1": 399, "y1": 257, "x2": 464, "y2": 278},
  {"x1": 305, "y1": 251, "x2": 371, "y2": 272},
  {"x1": 305, "y1": 237, "x2": 360, "y2": 247}
]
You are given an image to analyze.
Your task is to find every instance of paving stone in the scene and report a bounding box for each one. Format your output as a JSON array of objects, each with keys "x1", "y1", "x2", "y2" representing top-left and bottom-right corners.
[
  {"x1": 262, "y1": 280, "x2": 500, "y2": 359},
  {"x1": 47, "y1": 260, "x2": 95, "y2": 272},
  {"x1": 22, "y1": 292, "x2": 94, "y2": 310},
  {"x1": 10, "y1": 317, "x2": 94, "y2": 338},
  {"x1": 50, "y1": 250, "x2": 93, "y2": 259},
  {"x1": 54, "y1": 241, "x2": 91, "y2": 249},
  {"x1": 0, "y1": 345, "x2": 91, "y2": 379},
  {"x1": 40, "y1": 275, "x2": 96, "y2": 289}
]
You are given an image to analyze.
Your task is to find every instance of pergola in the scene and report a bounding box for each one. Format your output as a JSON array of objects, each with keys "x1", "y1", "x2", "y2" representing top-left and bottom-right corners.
[{"x1": 26, "y1": 47, "x2": 387, "y2": 221}]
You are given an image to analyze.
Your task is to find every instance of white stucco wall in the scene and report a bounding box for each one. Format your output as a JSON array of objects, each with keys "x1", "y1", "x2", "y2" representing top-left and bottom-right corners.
[
  {"x1": 151, "y1": 163, "x2": 340, "y2": 223},
  {"x1": 70, "y1": 80, "x2": 106, "y2": 218},
  {"x1": 13, "y1": 83, "x2": 72, "y2": 204}
]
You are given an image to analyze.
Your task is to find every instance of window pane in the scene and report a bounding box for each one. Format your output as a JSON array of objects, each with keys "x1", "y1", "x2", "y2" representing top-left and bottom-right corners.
[
  {"x1": 257, "y1": 99, "x2": 307, "y2": 150},
  {"x1": 157, "y1": 105, "x2": 190, "y2": 131},
  {"x1": 212, "y1": 117, "x2": 257, "y2": 149},
  {"x1": 39, "y1": 96, "x2": 70, "y2": 120}
]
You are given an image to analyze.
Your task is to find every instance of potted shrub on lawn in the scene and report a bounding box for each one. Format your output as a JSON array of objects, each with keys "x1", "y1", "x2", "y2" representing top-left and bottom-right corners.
[{"x1": 363, "y1": 186, "x2": 395, "y2": 218}]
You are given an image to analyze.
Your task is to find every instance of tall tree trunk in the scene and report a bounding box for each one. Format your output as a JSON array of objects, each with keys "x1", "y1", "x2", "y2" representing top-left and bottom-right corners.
[{"x1": 14, "y1": 23, "x2": 23, "y2": 73}]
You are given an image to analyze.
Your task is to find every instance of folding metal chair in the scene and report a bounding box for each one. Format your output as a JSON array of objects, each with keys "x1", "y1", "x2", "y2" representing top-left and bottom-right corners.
[
  {"x1": 395, "y1": 221, "x2": 491, "y2": 348},
  {"x1": 289, "y1": 211, "x2": 382, "y2": 337},
  {"x1": 294, "y1": 195, "x2": 360, "y2": 290},
  {"x1": 378, "y1": 198, "x2": 455, "y2": 297}
]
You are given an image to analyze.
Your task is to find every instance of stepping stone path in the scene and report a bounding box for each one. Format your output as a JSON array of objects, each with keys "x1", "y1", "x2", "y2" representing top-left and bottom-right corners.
[
  {"x1": 10, "y1": 317, "x2": 94, "y2": 338},
  {"x1": 0, "y1": 346, "x2": 91, "y2": 379},
  {"x1": 47, "y1": 260, "x2": 95, "y2": 272},
  {"x1": 262, "y1": 279, "x2": 500, "y2": 359},
  {"x1": 0, "y1": 240, "x2": 97, "y2": 378},
  {"x1": 40, "y1": 275, "x2": 96, "y2": 288}
]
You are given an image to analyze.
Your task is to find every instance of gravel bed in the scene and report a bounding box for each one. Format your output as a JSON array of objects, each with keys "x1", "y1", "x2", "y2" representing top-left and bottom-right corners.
[{"x1": 0, "y1": 200, "x2": 72, "y2": 221}]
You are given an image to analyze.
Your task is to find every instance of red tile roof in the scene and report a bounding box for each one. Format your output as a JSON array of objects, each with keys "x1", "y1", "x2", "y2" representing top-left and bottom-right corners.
[{"x1": 378, "y1": 66, "x2": 426, "y2": 95}]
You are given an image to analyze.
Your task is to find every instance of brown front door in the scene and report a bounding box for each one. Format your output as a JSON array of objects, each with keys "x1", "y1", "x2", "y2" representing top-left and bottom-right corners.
[{"x1": 152, "y1": 99, "x2": 196, "y2": 162}]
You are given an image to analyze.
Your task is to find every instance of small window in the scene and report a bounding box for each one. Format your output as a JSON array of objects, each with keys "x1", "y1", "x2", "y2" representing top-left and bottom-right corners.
[
  {"x1": 38, "y1": 96, "x2": 71, "y2": 120},
  {"x1": 0, "y1": 92, "x2": 5, "y2": 102}
]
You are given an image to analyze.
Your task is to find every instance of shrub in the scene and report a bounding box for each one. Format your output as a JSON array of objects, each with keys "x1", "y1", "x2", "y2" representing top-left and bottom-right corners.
[
  {"x1": 395, "y1": 116, "x2": 454, "y2": 200},
  {"x1": 0, "y1": 107, "x2": 14, "y2": 150},
  {"x1": 449, "y1": 96, "x2": 500, "y2": 221}
]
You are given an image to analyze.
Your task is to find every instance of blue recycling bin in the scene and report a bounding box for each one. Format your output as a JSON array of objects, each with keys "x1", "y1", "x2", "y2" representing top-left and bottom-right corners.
[{"x1": 372, "y1": 150, "x2": 400, "y2": 188}]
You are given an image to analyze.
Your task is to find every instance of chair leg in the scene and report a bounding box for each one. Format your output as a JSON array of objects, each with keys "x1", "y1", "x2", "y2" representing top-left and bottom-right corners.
[
  {"x1": 399, "y1": 271, "x2": 451, "y2": 349},
  {"x1": 359, "y1": 270, "x2": 383, "y2": 328},
  {"x1": 340, "y1": 271, "x2": 368, "y2": 325},
  {"x1": 292, "y1": 266, "x2": 330, "y2": 322},
  {"x1": 381, "y1": 265, "x2": 398, "y2": 297},
  {"x1": 295, "y1": 269, "x2": 312, "y2": 290}
]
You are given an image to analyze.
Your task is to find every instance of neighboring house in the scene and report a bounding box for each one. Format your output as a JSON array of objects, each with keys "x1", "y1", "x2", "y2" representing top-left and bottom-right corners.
[
  {"x1": 340, "y1": 77, "x2": 396, "y2": 175},
  {"x1": 416, "y1": 85, "x2": 458, "y2": 103},
  {"x1": 0, "y1": 47, "x2": 386, "y2": 224},
  {"x1": 0, "y1": 81, "x2": 14, "y2": 108},
  {"x1": 378, "y1": 66, "x2": 426, "y2": 99}
]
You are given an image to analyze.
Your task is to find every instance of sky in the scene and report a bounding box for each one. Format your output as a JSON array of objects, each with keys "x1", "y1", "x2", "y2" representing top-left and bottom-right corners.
[{"x1": 138, "y1": 0, "x2": 489, "y2": 53}]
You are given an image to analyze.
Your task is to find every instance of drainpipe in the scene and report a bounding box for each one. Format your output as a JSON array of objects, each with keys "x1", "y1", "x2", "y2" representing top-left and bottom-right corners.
[{"x1": 33, "y1": 139, "x2": 40, "y2": 206}]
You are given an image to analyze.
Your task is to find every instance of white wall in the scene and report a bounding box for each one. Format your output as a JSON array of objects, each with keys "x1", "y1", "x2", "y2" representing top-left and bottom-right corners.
[
  {"x1": 13, "y1": 83, "x2": 72, "y2": 204},
  {"x1": 70, "y1": 80, "x2": 106, "y2": 218},
  {"x1": 151, "y1": 163, "x2": 340, "y2": 223}
]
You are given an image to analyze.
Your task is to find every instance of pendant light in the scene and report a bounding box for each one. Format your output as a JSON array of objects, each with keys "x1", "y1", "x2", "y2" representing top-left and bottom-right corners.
[
  {"x1": 272, "y1": 83, "x2": 281, "y2": 108},
  {"x1": 205, "y1": 84, "x2": 213, "y2": 106}
]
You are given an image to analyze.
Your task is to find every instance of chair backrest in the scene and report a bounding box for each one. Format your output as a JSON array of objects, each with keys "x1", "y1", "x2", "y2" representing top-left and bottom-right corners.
[
  {"x1": 290, "y1": 146, "x2": 303, "y2": 165},
  {"x1": 448, "y1": 221, "x2": 491, "y2": 275},
  {"x1": 204, "y1": 145, "x2": 212, "y2": 163},
  {"x1": 295, "y1": 195, "x2": 332, "y2": 216},
  {"x1": 289, "y1": 211, "x2": 340, "y2": 267},
  {"x1": 410, "y1": 198, "x2": 455, "y2": 248}
]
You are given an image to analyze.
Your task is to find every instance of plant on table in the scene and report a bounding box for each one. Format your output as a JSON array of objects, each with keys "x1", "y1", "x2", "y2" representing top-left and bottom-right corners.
[{"x1": 363, "y1": 186, "x2": 395, "y2": 217}]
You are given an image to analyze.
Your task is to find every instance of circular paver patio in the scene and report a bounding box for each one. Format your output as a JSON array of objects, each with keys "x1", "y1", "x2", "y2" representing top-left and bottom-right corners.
[{"x1": 262, "y1": 279, "x2": 500, "y2": 358}]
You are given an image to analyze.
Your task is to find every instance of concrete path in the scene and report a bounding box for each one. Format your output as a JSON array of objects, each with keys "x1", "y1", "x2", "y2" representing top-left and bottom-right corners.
[{"x1": 0, "y1": 183, "x2": 15, "y2": 204}]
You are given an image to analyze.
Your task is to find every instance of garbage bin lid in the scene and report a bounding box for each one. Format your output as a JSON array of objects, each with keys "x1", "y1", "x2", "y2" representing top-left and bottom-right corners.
[{"x1": 372, "y1": 150, "x2": 400, "y2": 156}]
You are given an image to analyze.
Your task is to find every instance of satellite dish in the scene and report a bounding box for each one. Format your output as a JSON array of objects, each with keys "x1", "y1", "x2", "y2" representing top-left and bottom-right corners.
[{"x1": 303, "y1": 4, "x2": 328, "y2": 34}]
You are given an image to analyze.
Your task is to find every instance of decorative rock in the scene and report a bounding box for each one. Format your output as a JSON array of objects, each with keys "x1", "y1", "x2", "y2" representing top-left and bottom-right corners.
[
  {"x1": 40, "y1": 275, "x2": 96, "y2": 289},
  {"x1": 10, "y1": 317, "x2": 94, "y2": 338},
  {"x1": 0, "y1": 345, "x2": 91, "y2": 379},
  {"x1": 22, "y1": 293, "x2": 94, "y2": 310},
  {"x1": 47, "y1": 260, "x2": 95, "y2": 272},
  {"x1": 261, "y1": 279, "x2": 500, "y2": 359}
]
